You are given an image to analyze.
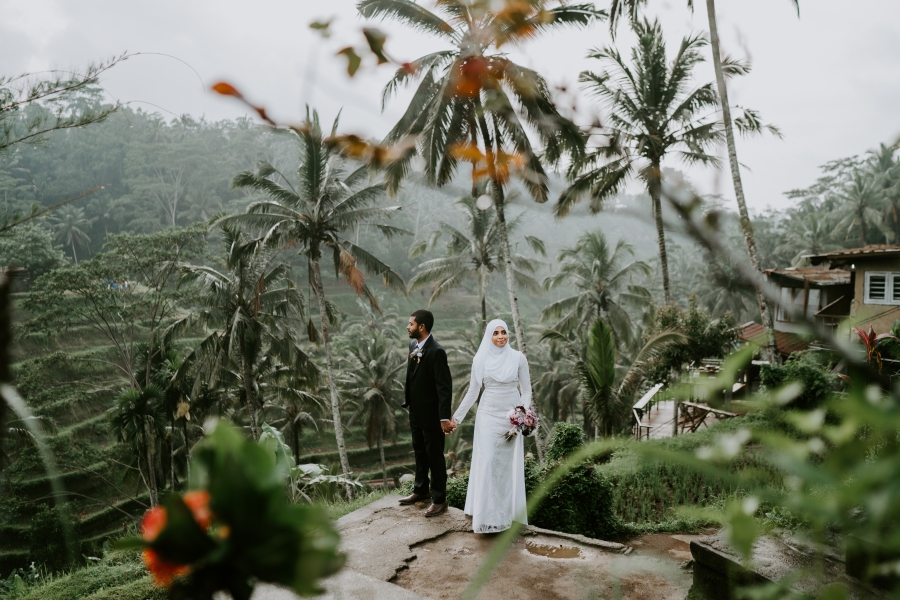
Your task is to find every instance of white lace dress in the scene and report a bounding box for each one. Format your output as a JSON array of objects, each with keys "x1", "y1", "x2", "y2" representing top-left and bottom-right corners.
[{"x1": 453, "y1": 352, "x2": 532, "y2": 533}]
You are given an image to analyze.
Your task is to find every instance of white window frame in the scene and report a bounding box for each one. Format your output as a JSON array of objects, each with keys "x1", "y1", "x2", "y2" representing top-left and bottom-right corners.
[{"x1": 864, "y1": 271, "x2": 900, "y2": 305}]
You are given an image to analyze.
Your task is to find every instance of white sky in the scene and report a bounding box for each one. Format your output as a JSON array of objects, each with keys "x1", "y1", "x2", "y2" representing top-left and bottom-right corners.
[{"x1": 2, "y1": 0, "x2": 899, "y2": 214}]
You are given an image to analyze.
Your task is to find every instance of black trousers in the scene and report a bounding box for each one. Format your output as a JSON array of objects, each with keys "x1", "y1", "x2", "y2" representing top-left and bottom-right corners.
[{"x1": 409, "y1": 413, "x2": 446, "y2": 504}]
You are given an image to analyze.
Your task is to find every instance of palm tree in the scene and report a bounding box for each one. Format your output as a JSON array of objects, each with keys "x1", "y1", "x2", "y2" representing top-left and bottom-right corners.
[
  {"x1": 545, "y1": 318, "x2": 685, "y2": 438},
  {"x1": 360, "y1": 0, "x2": 598, "y2": 364},
  {"x1": 343, "y1": 327, "x2": 404, "y2": 486},
  {"x1": 556, "y1": 19, "x2": 723, "y2": 305},
  {"x1": 219, "y1": 110, "x2": 407, "y2": 487},
  {"x1": 408, "y1": 195, "x2": 544, "y2": 330},
  {"x1": 543, "y1": 231, "x2": 651, "y2": 349},
  {"x1": 110, "y1": 385, "x2": 166, "y2": 506},
  {"x1": 832, "y1": 170, "x2": 889, "y2": 246},
  {"x1": 173, "y1": 224, "x2": 317, "y2": 442},
  {"x1": 531, "y1": 340, "x2": 580, "y2": 424},
  {"x1": 774, "y1": 206, "x2": 839, "y2": 265},
  {"x1": 869, "y1": 143, "x2": 900, "y2": 242},
  {"x1": 608, "y1": 0, "x2": 798, "y2": 365},
  {"x1": 262, "y1": 391, "x2": 322, "y2": 465},
  {"x1": 51, "y1": 205, "x2": 93, "y2": 264}
]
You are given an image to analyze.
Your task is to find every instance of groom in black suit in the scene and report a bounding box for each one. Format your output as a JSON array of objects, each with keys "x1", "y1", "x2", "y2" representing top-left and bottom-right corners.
[{"x1": 399, "y1": 309, "x2": 454, "y2": 516}]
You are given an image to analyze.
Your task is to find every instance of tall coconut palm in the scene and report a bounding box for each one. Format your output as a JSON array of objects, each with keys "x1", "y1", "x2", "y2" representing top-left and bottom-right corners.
[
  {"x1": 608, "y1": 0, "x2": 798, "y2": 365},
  {"x1": 362, "y1": 1, "x2": 600, "y2": 462},
  {"x1": 556, "y1": 20, "x2": 724, "y2": 305},
  {"x1": 51, "y1": 205, "x2": 93, "y2": 264},
  {"x1": 173, "y1": 224, "x2": 317, "y2": 443},
  {"x1": 219, "y1": 110, "x2": 407, "y2": 488},
  {"x1": 343, "y1": 327, "x2": 404, "y2": 487},
  {"x1": 360, "y1": 0, "x2": 598, "y2": 363},
  {"x1": 409, "y1": 195, "x2": 544, "y2": 330},
  {"x1": 832, "y1": 170, "x2": 889, "y2": 246},
  {"x1": 110, "y1": 384, "x2": 166, "y2": 506},
  {"x1": 542, "y1": 230, "x2": 651, "y2": 349}
]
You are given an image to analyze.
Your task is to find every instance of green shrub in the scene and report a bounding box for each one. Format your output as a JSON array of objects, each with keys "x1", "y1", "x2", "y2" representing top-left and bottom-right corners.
[
  {"x1": 446, "y1": 472, "x2": 469, "y2": 510},
  {"x1": 597, "y1": 413, "x2": 782, "y2": 524},
  {"x1": 544, "y1": 422, "x2": 584, "y2": 463},
  {"x1": 529, "y1": 463, "x2": 622, "y2": 539},
  {"x1": 760, "y1": 351, "x2": 836, "y2": 410},
  {"x1": 525, "y1": 424, "x2": 623, "y2": 539},
  {"x1": 26, "y1": 507, "x2": 82, "y2": 572}
]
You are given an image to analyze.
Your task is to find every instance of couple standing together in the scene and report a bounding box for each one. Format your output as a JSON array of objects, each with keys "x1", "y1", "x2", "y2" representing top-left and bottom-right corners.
[{"x1": 399, "y1": 309, "x2": 533, "y2": 534}]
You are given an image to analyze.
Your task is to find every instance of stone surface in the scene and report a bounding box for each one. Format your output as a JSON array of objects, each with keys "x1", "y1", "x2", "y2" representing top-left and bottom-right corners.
[
  {"x1": 250, "y1": 570, "x2": 431, "y2": 600},
  {"x1": 251, "y1": 494, "x2": 697, "y2": 600},
  {"x1": 334, "y1": 494, "x2": 472, "y2": 582},
  {"x1": 691, "y1": 532, "x2": 887, "y2": 600},
  {"x1": 337, "y1": 495, "x2": 692, "y2": 599}
]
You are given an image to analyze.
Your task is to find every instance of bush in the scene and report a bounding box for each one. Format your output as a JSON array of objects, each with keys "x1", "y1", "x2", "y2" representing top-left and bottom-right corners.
[
  {"x1": 544, "y1": 423, "x2": 584, "y2": 463},
  {"x1": 446, "y1": 472, "x2": 469, "y2": 510},
  {"x1": 26, "y1": 506, "x2": 81, "y2": 572},
  {"x1": 760, "y1": 351, "x2": 836, "y2": 410},
  {"x1": 526, "y1": 423, "x2": 624, "y2": 540}
]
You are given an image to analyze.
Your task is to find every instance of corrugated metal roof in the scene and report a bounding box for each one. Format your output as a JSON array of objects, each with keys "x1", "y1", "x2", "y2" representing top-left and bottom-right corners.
[
  {"x1": 739, "y1": 322, "x2": 811, "y2": 356},
  {"x1": 807, "y1": 245, "x2": 900, "y2": 263},
  {"x1": 764, "y1": 266, "x2": 851, "y2": 286}
]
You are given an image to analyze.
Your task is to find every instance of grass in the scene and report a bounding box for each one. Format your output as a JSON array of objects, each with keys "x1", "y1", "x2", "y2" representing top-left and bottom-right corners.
[
  {"x1": 322, "y1": 484, "x2": 409, "y2": 521},
  {"x1": 11, "y1": 547, "x2": 164, "y2": 600},
  {"x1": 598, "y1": 412, "x2": 782, "y2": 526}
]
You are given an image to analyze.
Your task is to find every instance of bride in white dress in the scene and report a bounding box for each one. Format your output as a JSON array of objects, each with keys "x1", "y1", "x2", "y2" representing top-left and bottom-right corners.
[{"x1": 449, "y1": 319, "x2": 532, "y2": 533}]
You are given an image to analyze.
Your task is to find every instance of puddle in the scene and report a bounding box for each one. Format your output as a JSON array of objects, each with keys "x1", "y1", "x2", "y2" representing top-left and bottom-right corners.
[{"x1": 525, "y1": 541, "x2": 582, "y2": 559}]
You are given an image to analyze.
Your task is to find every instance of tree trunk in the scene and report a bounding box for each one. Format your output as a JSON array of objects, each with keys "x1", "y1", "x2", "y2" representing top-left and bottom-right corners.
[
  {"x1": 293, "y1": 425, "x2": 301, "y2": 465},
  {"x1": 478, "y1": 267, "x2": 487, "y2": 332},
  {"x1": 705, "y1": 0, "x2": 779, "y2": 365},
  {"x1": 379, "y1": 428, "x2": 387, "y2": 490},
  {"x1": 71, "y1": 240, "x2": 78, "y2": 265},
  {"x1": 240, "y1": 350, "x2": 260, "y2": 441},
  {"x1": 647, "y1": 165, "x2": 671, "y2": 304},
  {"x1": 476, "y1": 111, "x2": 545, "y2": 463},
  {"x1": 309, "y1": 255, "x2": 354, "y2": 497},
  {"x1": 170, "y1": 422, "x2": 175, "y2": 491},
  {"x1": 145, "y1": 430, "x2": 158, "y2": 506}
]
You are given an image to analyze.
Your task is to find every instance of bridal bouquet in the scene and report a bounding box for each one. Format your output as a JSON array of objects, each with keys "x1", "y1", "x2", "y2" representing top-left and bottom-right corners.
[{"x1": 504, "y1": 405, "x2": 539, "y2": 441}]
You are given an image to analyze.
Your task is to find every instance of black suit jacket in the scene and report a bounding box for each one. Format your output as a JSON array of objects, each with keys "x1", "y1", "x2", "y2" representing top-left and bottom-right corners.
[{"x1": 403, "y1": 336, "x2": 453, "y2": 423}]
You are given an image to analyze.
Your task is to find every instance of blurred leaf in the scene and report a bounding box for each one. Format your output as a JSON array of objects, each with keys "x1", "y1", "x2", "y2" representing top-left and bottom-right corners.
[
  {"x1": 337, "y1": 47, "x2": 362, "y2": 77},
  {"x1": 363, "y1": 28, "x2": 390, "y2": 64}
]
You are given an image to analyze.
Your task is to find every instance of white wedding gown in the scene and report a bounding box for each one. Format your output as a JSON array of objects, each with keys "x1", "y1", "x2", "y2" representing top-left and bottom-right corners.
[{"x1": 453, "y1": 352, "x2": 532, "y2": 533}]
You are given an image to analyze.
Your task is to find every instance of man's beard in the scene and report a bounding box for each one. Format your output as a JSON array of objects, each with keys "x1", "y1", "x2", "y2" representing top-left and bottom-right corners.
[{"x1": 408, "y1": 330, "x2": 417, "y2": 339}]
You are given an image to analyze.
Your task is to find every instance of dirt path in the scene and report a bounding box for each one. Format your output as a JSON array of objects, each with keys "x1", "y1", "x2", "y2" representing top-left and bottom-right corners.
[{"x1": 392, "y1": 530, "x2": 692, "y2": 600}]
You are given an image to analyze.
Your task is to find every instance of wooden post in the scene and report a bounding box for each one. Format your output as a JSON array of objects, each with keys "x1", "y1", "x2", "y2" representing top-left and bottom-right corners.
[{"x1": 672, "y1": 400, "x2": 679, "y2": 437}]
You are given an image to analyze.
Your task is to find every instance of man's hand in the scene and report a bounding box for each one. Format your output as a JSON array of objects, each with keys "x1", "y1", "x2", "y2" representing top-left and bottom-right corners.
[{"x1": 441, "y1": 419, "x2": 457, "y2": 434}]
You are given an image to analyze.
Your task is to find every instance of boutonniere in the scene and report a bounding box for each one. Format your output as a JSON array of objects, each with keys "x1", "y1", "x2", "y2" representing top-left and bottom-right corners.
[{"x1": 410, "y1": 348, "x2": 424, "y2": 364}]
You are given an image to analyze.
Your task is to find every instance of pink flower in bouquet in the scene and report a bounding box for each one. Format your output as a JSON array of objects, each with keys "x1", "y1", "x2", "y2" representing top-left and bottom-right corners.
[{"x1": 524, "y1": 415, "x2": 535, "y2": 427}]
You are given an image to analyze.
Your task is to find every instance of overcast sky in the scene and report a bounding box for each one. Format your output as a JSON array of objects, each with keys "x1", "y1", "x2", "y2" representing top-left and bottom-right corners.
[{"x1": 2, "y1": 0, "x2": 899, "y2": 214}]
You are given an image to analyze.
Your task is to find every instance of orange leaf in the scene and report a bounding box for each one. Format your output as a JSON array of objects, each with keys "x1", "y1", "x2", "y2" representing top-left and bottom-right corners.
[
  {"x1": 450, "y1": 142, "x2": 485, "y2": 162},
  {"x1": 211, "y1": 82, "x2": 242, "y2": 97}
]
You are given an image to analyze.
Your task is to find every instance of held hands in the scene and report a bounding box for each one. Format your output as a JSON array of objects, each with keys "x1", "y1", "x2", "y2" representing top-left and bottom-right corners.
[{"x1": 441, "y1": 419, "x2": 457, "y2": 435}]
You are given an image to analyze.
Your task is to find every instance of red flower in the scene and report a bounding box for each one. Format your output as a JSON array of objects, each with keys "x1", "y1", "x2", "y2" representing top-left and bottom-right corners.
[
  {"x1": 140, "y1": 490, "x2": 213, "y2": 587},
  {"x1": 143, "y1": 548, "x2": 189, "y2": 586},
  {"x1": 183, "y1": 490, "x2": 212, "y2": 530}
]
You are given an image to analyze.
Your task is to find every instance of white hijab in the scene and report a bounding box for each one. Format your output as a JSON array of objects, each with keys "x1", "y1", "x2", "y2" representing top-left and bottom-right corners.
[{"x1": 472, "y1": 319, "x2": 520, "y2": 386}]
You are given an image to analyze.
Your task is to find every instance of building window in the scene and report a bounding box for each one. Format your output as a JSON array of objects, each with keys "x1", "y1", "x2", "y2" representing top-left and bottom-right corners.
[{"x1": 864, "y1": 271, "x2": 900, "y2": 305}]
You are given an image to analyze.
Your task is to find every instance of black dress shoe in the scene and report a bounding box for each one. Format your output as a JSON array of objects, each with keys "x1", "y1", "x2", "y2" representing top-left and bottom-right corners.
[
  {"x1": 424, "y1": 501, "x2": 448, "y2": 517},
  {"x1": 398, "y1": 492, "x2": 431, "y2": 505}
]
